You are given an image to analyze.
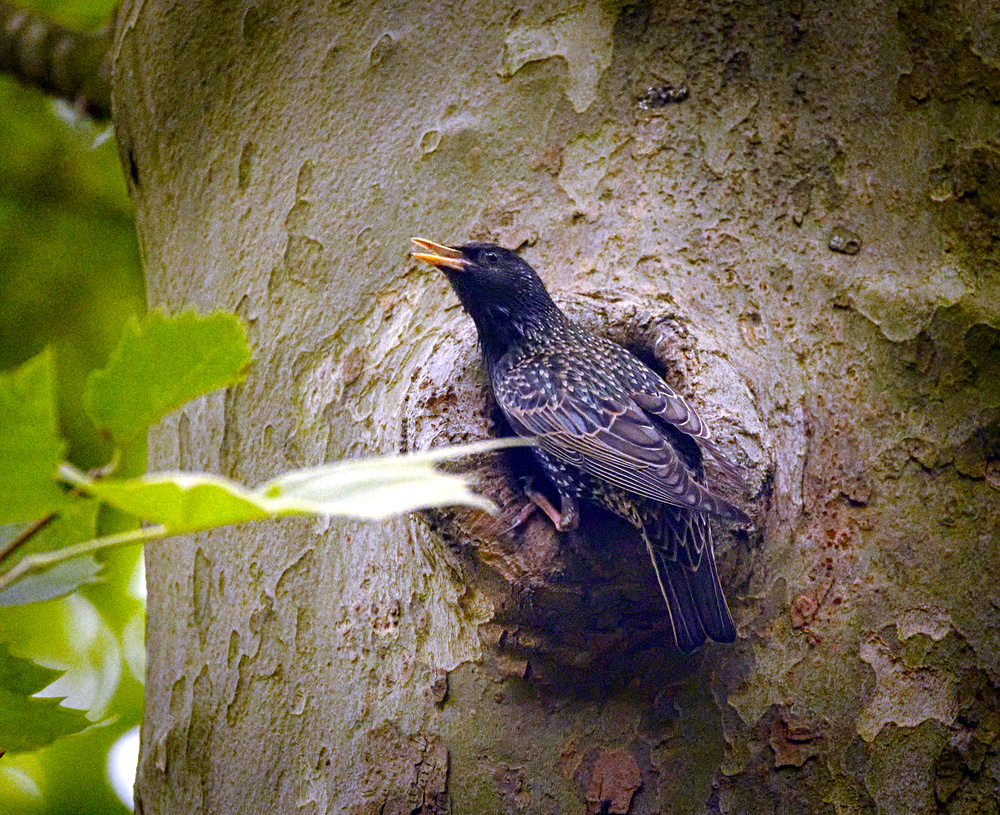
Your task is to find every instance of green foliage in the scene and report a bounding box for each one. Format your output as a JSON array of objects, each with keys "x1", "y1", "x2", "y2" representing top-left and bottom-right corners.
[
  {"x1": 0, "y1": 644, "x2": 92, "y2": 754},
  {"x1": 58, "y1": 439, "x2": 506, "y2": 534},
  {"x1": 0, "y1": 309, "x2": 255, "y2": 603},
  {"x1": 0, "y1": 310, "x2": 518, "y2": 771},
  {"x1": 0, "y1": 45, "x2": 144, "y2": 814},
  {"x1": 83, "y1": 311, "x2": 252, "y2": 446},
  {"x1": 67, "y1": 470, "x2": 275, "y2": 533},
  {"x1": 0, "y1": 351, "x2": 68, "y2": 522},
  {"x1": 0, "y1": 500, "x2": 102, "y2": 607}
]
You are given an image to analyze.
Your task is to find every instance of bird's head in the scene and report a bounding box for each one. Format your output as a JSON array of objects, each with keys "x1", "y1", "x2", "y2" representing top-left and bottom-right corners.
[{"x1": 410, "y1": 238, "x2": 563, "y2": 356}]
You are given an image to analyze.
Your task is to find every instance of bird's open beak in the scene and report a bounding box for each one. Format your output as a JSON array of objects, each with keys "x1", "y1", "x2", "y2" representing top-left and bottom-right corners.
[{"x1": 410, "y1": 237, "x2": 470, "y2": 271}]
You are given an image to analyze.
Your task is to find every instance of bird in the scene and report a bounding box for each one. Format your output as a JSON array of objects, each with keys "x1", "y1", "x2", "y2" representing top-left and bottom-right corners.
[{"x1": 410, "y1": 238, "x2": 749, "y2": 652}]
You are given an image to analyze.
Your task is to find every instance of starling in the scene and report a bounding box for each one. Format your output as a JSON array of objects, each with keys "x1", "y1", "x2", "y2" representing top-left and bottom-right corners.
[{"x1": 411, "y1": 238, "x2": 749, "y2": 652}]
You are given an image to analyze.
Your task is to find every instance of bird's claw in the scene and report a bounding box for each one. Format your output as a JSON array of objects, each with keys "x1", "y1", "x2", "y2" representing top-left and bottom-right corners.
[
  {"x1": 504, "y1": 500, "x2": 541, "y2": 534},
  {"x1": 505, "y1": 478, "x2": 579, "y2": 534}
]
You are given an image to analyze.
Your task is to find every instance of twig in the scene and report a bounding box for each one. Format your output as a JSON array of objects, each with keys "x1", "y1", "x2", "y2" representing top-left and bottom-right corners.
[
  {"x1": 0, "y1": 514, "x2": 56, "y2": 566},
  {"x1": 0, "y1": 524, "x2": 168, "y2": 596},
  {"x1": 0, "y1": 453, "x2": 122, "y2": 567}
]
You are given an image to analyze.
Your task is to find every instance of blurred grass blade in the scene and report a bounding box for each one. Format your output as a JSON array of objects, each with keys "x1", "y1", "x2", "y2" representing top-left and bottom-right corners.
[
  {"x1": 0, "y1": 350, "x2": 69, "y2": 523},
  {"x1": 83, "y1": 311, "x2": 252, "y2": 446}
]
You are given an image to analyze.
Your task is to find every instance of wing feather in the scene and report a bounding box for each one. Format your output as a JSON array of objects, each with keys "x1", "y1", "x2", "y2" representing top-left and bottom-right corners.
[{"x1": 498, "y1": 358, "x2": 747, "y2": 521}]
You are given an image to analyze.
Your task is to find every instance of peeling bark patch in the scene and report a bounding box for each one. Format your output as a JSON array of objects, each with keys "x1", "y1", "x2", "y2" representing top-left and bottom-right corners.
[
  {"x1": 789, "y1": 594, "x2": 818, "y2": 629},
  {"x1": 934, "y1": 147, "x2": 1000, "y2": 262},
  {"x1": 558, "y1": 124, "x2": 626, "y2": 219},
  {"x1": 186, "y1": 665, "x2": 216, "y2": 770},
  {"x1": 283, "y1": 234, "x2": 326, "y2": 287},
  {"x1": 857, "y1": 635, "x2": 958, "y2": 742},
  {"x1": 368, "y1": 32, "x2": 398, "y2": 68},
  {"x1": 426, "y1": 667, "x2": 448, "y2": 706},
  {"x1": 897, "y1": 607, "x2": 953, "y2": 641},
  {"x1": 897, "y1": 1, "x2": 1000, "y2": 104},
  {"x1": 637, "y1": 85, "x2": 689, "y2": 109},
  {"x1": 340, "y1": 346, "x2": 365, "y2": 387},
  {"x1": 358, "y1": 723, "x2": 449, "y2": 815},
  {"x1": 577, "y1": 749, "x2": 642, "y2": 815},
  {"x1": 827, "y1": 226, "x2": 861, "y2": 255},
  {"x1": 491, "y1": 764, "x2": 532, "y2": 809},
  {"x1": 237, "y1": 141, "x2": 256, "y2": 192},
  {"x1": 192, "y1": 547, "x2": 213, "y2": 647},
  {"x1": 499, "y1": 4, "x2": 619, "y2": 113},
  {"x1": 789, "y1": 178, "x2": 812, "y2": 225},
  {"x1": 767, "y1": 707, "x2": 822, "y2": 768},
  {"x1": 274, "y1": 548, "x2": 318, "y2": 655}
]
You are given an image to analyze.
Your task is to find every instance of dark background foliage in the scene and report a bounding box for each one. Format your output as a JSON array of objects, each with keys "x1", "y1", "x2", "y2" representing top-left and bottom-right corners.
[{"x1": 0, "y1": 1, "x2": 145, "y2": 811}]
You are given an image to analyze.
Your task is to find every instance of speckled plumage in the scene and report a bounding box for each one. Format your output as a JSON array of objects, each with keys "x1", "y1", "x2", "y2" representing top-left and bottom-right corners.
[{"x1": 411, "y1": 239, "x2": 749, "y2": 652}]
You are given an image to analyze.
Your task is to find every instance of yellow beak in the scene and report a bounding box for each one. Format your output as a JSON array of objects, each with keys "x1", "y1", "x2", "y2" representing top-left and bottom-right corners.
[{"x1": 410, "y1": 237, "x2": 471, "y2": 271}]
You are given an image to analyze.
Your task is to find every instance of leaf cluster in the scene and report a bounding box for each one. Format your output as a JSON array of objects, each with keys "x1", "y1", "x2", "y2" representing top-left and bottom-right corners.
[{"x1": 0, "y1": 310, "x2": 511, "y2": 756}]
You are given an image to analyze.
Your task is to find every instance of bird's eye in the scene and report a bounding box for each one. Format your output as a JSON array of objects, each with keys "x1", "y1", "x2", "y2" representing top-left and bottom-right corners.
[{"x1": 483, "y1": 251, "x2": 498, "y2": 263}]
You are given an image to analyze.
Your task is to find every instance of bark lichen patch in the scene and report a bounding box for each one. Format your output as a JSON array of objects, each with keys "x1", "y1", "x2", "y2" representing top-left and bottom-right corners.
[{"x1": 867, "y1": 720, "x2": 951, "y2": 814}]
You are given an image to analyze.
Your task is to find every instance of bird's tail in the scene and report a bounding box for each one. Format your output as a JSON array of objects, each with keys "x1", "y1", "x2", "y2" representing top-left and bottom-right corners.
[{"x1": 644, "y1": 510, "x2": 736, "y2": 653}]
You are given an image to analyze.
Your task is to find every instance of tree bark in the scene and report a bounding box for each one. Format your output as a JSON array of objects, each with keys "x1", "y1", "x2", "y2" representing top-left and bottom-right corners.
[{"x1": 114, "y1": 1, "x2": 1000, "y2": 812}]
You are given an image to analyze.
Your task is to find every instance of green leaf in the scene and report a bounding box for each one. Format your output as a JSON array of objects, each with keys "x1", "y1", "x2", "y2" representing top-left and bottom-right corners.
[
  {"x1": 63, "y1": 470, "x2": 274, "y2": 534},
  {"x1": 0, "y1": 501, "x2": 103, "y2": 607},
  {"x1": 83, "y1": 311, "x2": 252, "y2": 445},
  {"x1": 60, "y1": 438, "x2": 527, "y2": 534},
  {"x1": 0, "y1": 558, "x2": 104, "y2": 608},
  {"x1": 0, "y1": 644, "x2": 92, "y2": 754},
  {"x1": 0, "y1": 350, "x2": 68, "y2": 523}
]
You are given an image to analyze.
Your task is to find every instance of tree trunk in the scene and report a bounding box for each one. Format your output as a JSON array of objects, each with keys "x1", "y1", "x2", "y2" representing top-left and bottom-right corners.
[{"x1": 114, "y1": 1, "x2": 1000, "y2": 812}]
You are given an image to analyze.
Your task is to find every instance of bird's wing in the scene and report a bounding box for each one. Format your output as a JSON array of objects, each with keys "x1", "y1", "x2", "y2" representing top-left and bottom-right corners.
[
  {"x1": 497, "y1": 361, "x2": 746, "y2": 521},
  {"x1": 587, "y1": 334, "x2": 746, "y2": 488},
  {"x1": 631, "y1": 387, "x2": 746, "y2": 489}
]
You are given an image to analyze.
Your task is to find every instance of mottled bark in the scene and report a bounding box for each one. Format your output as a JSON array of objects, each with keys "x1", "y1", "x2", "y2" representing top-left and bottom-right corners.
[{"x1": 114, "y1": 1, "x2": 1000, "y2": 813}]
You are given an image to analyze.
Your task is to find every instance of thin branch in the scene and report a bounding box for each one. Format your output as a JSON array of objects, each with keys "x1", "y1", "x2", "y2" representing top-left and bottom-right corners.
[
  {"x1": 0, "y1": 513, "x2": 56, "y2": 566},
  {"x1": 0, "y1": 1, "x2": 115, "y2": 119},
  {"x1": 0, "y1": 524, "x2": 168, "y2": 596},
  {"x1": 0, "y1": 454, "x2": 121, "y2": 568}
]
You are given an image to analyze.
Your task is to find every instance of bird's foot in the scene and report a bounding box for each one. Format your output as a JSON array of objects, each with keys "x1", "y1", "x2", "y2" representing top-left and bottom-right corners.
[
  {"x1": 505, "y1": 479, "x2": 579, "y2": 533},
  {"x1": 505, "y1": 500, "x2": 541, "y2": 534}
]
